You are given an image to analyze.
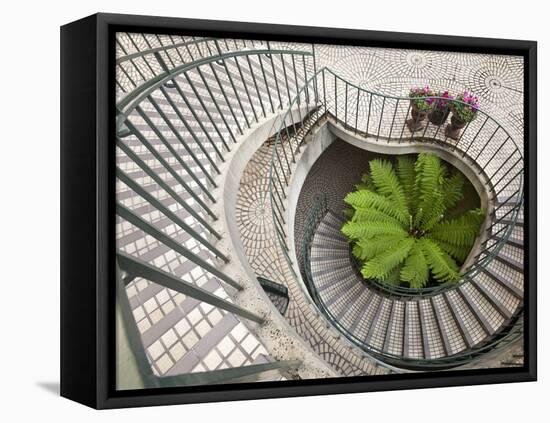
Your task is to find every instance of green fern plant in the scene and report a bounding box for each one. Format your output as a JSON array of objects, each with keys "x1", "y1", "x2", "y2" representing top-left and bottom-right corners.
[{"x1": 342, "y1": 153, "x2": 485, "y2": 289}]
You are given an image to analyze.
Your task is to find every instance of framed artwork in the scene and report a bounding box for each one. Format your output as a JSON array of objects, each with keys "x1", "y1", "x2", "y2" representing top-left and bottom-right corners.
[{"x1": 60, "y1": 13, "x2": 537, "y2": 409}]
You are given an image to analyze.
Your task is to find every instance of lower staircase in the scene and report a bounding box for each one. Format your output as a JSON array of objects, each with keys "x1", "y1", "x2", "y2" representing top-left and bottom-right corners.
[{"x1": 304, "y1": 209, "x2": 523, "y2": 369}]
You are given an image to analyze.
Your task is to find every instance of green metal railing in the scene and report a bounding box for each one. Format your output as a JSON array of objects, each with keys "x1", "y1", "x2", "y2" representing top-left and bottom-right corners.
[
  {"x1": 115, "y1": 44, "x2": 316, "y2": 383},
  {"x1": 267, "y1": 67, "x2": 523, "y2": 368},
  {"x1": 114, "y1": 36, "x2": 524, "y2": 374},
  {"x1": 116, "y1": 35, "x2": 275, "y2": 94},
  {"x1": 268, "y1": 67, "x2": 523, "y2": 289},
  {"x1": 117, "y1": 260, "x2": 301, "y2": 388},
  {"x1": 299, "y1": 195, "x2": 523, "y2": 369}
]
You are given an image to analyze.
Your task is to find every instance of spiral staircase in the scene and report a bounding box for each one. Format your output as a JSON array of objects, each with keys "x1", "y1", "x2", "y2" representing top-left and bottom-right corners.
[{"x1": 114, "y1": 32, "x2": 524, "y2": 389}]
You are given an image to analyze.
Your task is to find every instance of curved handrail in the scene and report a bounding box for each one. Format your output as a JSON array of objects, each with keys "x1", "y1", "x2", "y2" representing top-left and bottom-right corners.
[
  {"x1": 268, "y1": 66, "x2": 523, "y2": 296},
  {"x1": 300, "y1": 196, "x2": 523, "y2": 369},
  {"x1": 117, "y1": 37, "x2": 220, "y2": 64},
  {"x1": 116, "y1": 48, "x2": 314, "y2": 129},
  {"x1": 116, "y1": 37, "x2": 278, "y2": 95},
  {"x1": 267, "y1": 67, "x2": 523, "y2": 367}
]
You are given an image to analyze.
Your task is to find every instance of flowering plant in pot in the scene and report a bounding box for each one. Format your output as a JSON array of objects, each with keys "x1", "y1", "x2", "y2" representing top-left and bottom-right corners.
[
  {"x1": 407, "y1": 85, "x2": 435, "y2": 131},
  {"x1": 446, "y1": 91, "x2": 480, "y2": 140},
  {"x1": 427, "y1": 91, "x2": 453, "y2": 125}
]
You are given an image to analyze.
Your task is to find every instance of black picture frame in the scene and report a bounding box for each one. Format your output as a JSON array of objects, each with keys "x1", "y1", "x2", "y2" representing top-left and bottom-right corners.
[{"x1": 60, "y1": 12, "x2": 537, "y2": 409}]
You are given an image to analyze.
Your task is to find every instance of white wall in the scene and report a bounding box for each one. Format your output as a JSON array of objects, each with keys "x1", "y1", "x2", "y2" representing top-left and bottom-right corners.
[{"x1": 1, "y1": 0, "x2": 546, "y2": 421}]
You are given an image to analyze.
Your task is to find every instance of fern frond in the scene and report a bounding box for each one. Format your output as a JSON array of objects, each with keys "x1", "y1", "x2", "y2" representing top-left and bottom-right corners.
[
  {"x1": 443, "y1": 172, "x2": 464, "y2": 210},
  {"x1": 361, "y1": 238, "x2": 414, "y2": 281},
  {"x1": 396, "y1": 155, "x2": 416, "y2": 213},
  {"x1": 427, "y1": 236, "x2": 471, "y2": 263},
  {"x1": 414, "y1": 153, "x2": 447, "y2": 231},
  {"x1": 400, "y1": 241, "x2": 430, "y2": 288},
  {"x1": 353, "y1": 234, "x2": 407, "y2": 261},
  {"x1": 429, "y1": 208, "x2": 485, "y2": 246},
  {"x1": 356, "y1": 172, "x2": 377, "y2": 191},
  {"x1": 418, "y1": 238, "x2": 460, "y2": 283},
  {"x1": 343, "y1": 208, "x2": 355, "y2": 219},
  {"x1": 369, "y1": 159, "x2": 409, "y2": 217},
  {"x1": 341, "y1": 220, "x2": 407, "y2": 241},
  {"x1": 344, "y1": 190, "x2": 408, "y2": 226},
  {"x1": 383, "y1": 263, "x2": 403, "y2": 286},
  {"x1": 352, "y1": 207, "x2": 403, "y2": 226}
]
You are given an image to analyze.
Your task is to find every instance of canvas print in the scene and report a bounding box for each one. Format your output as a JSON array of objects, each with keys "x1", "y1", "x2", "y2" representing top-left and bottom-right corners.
[{"x1": 114, "y1": 33, "x2": 524, "y2": 390}]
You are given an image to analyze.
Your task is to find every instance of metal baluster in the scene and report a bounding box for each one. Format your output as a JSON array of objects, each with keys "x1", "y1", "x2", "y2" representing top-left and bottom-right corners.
[
  {"x1": 233, "y1": 56, "x2": 259, "y2": 123},
  {"x1": 154, "y1": 52, "x2": 225, "y2": 162},
  {"x1": 399, "y1": 101, "x2": 412, "y2": 143},
  {"x1": 474, "y1": 126, "x2": 500, "y2": 161},
  {"x1": 494, "y1": 162, "x2": 522, "y2": 195},
  {"x1": 355, "y1": 88, "x2": 360, "y2": 134},
  {"x1": 480, "y1": 136, "x2": 511, "y2": 174},
  {"x1": 311, "y1": 44, "x2": 319, "y2": 104},
  {"x1": 488, "y1": 145, "x2": 516, "y2": 178},
  {"x1": 259, "y1": 54, "x2": 275, "y2": 113},
  {"x1": 151, "y1": 34, "x2": 176, "y2": 69},
  {"x1": 344, "y1": 83, "x2": 348, "y2": 128},
  {"x1": 116, "y1": 38, "x2": 148, "y2": 85},
  {"x1": 116, "y1": 167, "x2": 228, "y2": 261},
  {"x1": 195, "y1": 67, "x2": 238, "y2": 144},
  {"x1": 208, "y1": 62, "x2": 244, "y2": 135},
  {"x1": 302, "y1": 55, "x2": 310, "y2": 105},
  {"x1": 280, "y1": 54, "x2": 293, "y2": 109},
  {"x1": 376, "y1": 97, "x2": 386, "y2": 143},
  {"x1": 214, "y1": 42, "x2": 251, "y2": 129},
  {"x1": 366, "y1": 93, "x2": 372, "y2": 135},
  {"x1": 115, "y1": 136, "x2": 219, "y2": 234},
  {"x1": 291, "y1": 55, "x2": 301, "y2": 106},
  {"x1": 132, "y1": 106, "x2": 217, "y2": 194},
  {"x1": 387, "y1": 99, "x2": 399, "y2": 142},
  {"x1": 272, "y1": 164, "x2": 287, "y2": 199},
  {"x1": 274, "y1": 144, "x2": 290, "y2": 183},
  {"x1": 462, "y1": 116, "x2": 489, "y2": 156},
  {"x1": 116, "y1": 207, "x2": 243, "y2": 291},
  {"x1": 157, "y1": 86, "x2": 223, "y2": 168},
  {"x1": 168, "y1": 35, "x2": 186, "y2": 64},
  {"x1": 334, "y1": 74, "x2": 338, "y2": 122},
  {"x1": 245, "y1": 55, "x2": 266, "y2": 118},
  {"x1": 147, "y1": 94, "x2": 221, "y2": 179},
  {"x1": 118, "y1": 63, "x2": 138, "y2": 89},
  {"x1": 182, "y1": 71, "x2": 231, "y2": 152},
  {"x1": 322, "y1": 69, "x2": 327, "y2": 113}
]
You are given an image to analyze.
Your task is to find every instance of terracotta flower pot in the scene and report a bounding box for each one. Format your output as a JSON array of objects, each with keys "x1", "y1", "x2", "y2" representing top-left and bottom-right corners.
[
  {"x1": 445, "y1": 114, "x2": 468, "y2": 140},
  {"x1": 428, "y1": 108, "x2": 450, "y2": 126},
  {"x1": 406, "y1": 103, "x2": 428, "y2": 131}
]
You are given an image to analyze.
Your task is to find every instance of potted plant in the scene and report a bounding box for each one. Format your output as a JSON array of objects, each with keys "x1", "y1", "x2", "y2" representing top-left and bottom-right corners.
[
  {"x1": 406, "y1": 85, "x2": 435, "y2": 131},
  {"x1": 446, "y1": 91, "x2": 480, "y2": 140},
  {"x1": 427, "y1": 91, "x2": 453, "y2": 125}
]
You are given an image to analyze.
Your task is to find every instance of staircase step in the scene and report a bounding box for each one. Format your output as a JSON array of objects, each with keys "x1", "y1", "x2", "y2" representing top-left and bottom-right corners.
[
  {"x1": 403, "y1": 302, "x2": 424, "y2": 359},
  {"x1": 366, "y1": 298, "x2": 392, "y2": 349},
  {"x1": 483, "y1": 267, "x2": 523, "y2": 299},
  {"x1": 315, "y1": 226, "x2": 346, "y2": 241},
  {"x1": 383, "y1": 300, "x2": 405, "y2": 356},
  {"x1": 345, "y1": 289, "x2": 375, "y2": 333},
  {"x1": 470, "y1": 278, "x2": 514, "y2": 320},
  {"x1": 444, "y1": 290, "x2": 487, "y2": 348},
  {"x1": 458, "y1": 283, "x2": 503, "y2": 335},
  {"x1": 355, "y1": 294, "x2": 382, "y2": 341},
  {"x1": 431, "y1": 295, "x2": 467, "y2": 355},
  {"x1": 500, "y1": 217, "x2": 524, "y2": 227},
  {"x1": 494, "y1": 235, "x2": 523, "y2": 249},
  {"x1": 331, "y1": 282, "x2": 366, "y2": 319},
  {"x1": 418, "y1": 299, "x2": 446, "y2": 359},
  {"x1": 494, "y1": 253, "x2": 523, "y2": 273}
]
